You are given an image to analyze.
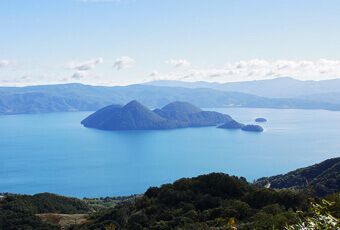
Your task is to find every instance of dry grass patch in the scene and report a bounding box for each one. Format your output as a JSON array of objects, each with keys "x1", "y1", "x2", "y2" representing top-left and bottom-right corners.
[{"x1": 37, "y1": 213, "x2": 88, "y2": 228}]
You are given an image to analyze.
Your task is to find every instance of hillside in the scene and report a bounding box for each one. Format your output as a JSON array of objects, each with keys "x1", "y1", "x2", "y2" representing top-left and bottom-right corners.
[
  {"x1": 1, "y1": 83, "x2": 340, "y2": 115},
  {"x1": 81, "y1": 101, "x2": 233, "y2": 130},
  {"x1": 0, "y1": 193, "x2": 90, "y2": 229},
  {"x1": 255, "y1": 157, "x2": 340, "y2": 197},
  {"x1": 82, "y1": 100, "x2": 174, "y2": 130},
  {"x1": 218, "y1": 120, "x2": 245, "y2": 129},
  {"x1": 80, "y1": 173, "x2": 308, "y2": 229},
  {"x1": 154, "y1": 101, "x2": 234, "y2": 127}
]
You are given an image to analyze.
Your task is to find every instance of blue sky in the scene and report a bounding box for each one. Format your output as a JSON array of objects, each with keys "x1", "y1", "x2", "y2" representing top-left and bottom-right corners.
[{"x1": 1, "y1": 0, "x2": 340, "y2": 85}]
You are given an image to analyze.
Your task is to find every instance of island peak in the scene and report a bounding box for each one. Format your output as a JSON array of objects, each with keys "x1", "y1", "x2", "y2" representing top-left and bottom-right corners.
[
  {"x1": 82, "y1": 100, "x2": 234, "y2": 130},
  {"x1": 161, "y1": 101, "x2": 202, "y2": 114}
]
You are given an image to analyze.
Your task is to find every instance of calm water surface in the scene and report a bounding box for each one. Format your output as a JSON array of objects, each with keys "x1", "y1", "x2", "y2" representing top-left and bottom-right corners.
[{"x1": 0, "y1": 108, "x2": 339, "y2": 197}]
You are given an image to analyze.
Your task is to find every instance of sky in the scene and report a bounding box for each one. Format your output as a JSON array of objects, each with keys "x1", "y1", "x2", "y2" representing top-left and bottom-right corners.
[{"x1": 1, "y1": 0, "x2": 340, "y2": 86}]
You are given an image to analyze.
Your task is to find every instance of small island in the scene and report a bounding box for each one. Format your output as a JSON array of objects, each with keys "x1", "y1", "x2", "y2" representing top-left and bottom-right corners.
[
  {"x1": 241, "y1": 124, "x2": 264, "y2": 132},
  {"x1": 218, "y1": 121, "x2": 264, "y2": 132},
  {"x1": 217, "y1": 120, "x2": 244, "y2": 129},
  {"x1": 255, "y1": 117, "x2": 267, "y2": 123}
]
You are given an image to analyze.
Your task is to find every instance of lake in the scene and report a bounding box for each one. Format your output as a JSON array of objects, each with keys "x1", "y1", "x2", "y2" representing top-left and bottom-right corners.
[{"x1": 0, "y1": 108, "x2": 339, "y2": 198}]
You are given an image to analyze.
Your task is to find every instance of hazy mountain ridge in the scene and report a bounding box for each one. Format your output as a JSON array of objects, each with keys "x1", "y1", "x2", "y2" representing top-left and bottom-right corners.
[
  {"x1": 1, "y1": 82, "x2": 340, "y2": 115},
  {"x1": 298, "y1": 92, "x2": 340, "y2": 104},
  {"x1": 146, "y1": 77, "x2": 340, "y2": 99}
]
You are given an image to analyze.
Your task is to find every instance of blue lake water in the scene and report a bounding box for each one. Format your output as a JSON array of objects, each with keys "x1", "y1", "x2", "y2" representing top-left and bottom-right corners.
[{"x1": 0, "y1": 108, "x2": 339, "y2": 198}]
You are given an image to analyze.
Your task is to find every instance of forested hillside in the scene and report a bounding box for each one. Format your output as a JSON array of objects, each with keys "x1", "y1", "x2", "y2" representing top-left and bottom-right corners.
[
  {"x1": 255, "y1": 157, "x2": 340, "y2": 197},
  {"x1": 79, "y1": 173, "x2": 308, "y2": 229},
  {"x1": 0, "y1": 193, "x2": 90, "y2": 229}
]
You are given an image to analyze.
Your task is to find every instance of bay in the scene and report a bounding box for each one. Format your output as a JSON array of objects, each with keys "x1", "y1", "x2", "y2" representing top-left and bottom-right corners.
[{"x1": 0, "y1": 108, "x2": 339, "y2": 197}]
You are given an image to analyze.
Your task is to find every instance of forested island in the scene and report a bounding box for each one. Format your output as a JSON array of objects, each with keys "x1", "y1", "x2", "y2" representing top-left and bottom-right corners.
[
  {"x1": 81, "y1": 100, "x2": 264, "y2": 132},
  {"x1": 1, "y1": 158, "x2": 339, "y2": 229}
]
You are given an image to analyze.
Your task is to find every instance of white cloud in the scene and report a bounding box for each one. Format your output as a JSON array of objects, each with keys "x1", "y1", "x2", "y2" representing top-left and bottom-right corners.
[
  {"x1": 2, "y1": 58, "x2": 340, "y2": 86},
  {"x1": 67, "y1": 57, "x2": 103, "y2": 71},
  {"x1": 148, "y1": 71, "x2": 159, "y2": 77},
  {"x1": 167, "y1": 59, "x2": 191, "y2": 68},
  {"x1": 0, "y1": 60, "x2": 15, "y2": 68},
  {"x1": 154, "y1": 59, "x2": 340, "y2": 82},
  {"x1": 113, "y1": 56, "x2": 135, "y2": 70},
  {"x1": 71, "y1": 71, "x2": 89, "y2": 79}
]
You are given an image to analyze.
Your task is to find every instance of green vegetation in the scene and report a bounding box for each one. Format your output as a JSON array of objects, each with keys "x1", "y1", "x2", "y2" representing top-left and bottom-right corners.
[
  {"x1": 83, "y1": 195, "x2": 140, "y2": 211},
  {"x1": 255, "y1": 157, "x2": 340, "y2": 197},
  {"x1": 78, "y1": 173, "x2": 308, "y2": 229},
  {"x1": 286, "y1": 198, "x2": 339, "y2": 229},
  {"x1": 0, "y1": 193, "x2": 90, "y2": 230}
]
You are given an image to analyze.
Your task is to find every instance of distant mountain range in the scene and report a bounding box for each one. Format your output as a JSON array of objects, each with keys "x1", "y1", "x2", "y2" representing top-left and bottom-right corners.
[
  {"x1": 81, "y1": 101, "x2": 235, "y2": 130},
  {"x1": 255, "y1": 157, "x2": 340, "y2": 197},
  {"x1": 1, "y1": 78, "x2": 340, "y2": 115},
  {"x1": 146, "y1": 77, "x2": 340, "y2": 98}
]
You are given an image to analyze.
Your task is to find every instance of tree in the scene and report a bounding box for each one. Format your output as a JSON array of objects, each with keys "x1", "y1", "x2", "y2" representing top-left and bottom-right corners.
[{"x1": 285, "y1": 200, "x2": 339, "y2": 230}]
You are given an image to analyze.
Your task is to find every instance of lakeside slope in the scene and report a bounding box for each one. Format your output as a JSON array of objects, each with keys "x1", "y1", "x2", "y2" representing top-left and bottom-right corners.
[{"x1": 1, "y1": 158, "x2": 339, "y2": 229}]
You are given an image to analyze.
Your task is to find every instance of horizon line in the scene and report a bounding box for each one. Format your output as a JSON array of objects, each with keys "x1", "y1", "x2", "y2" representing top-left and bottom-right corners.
[{"x1": 1, "y1": 76, "x2": 340, "y2": 88}]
